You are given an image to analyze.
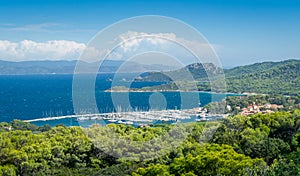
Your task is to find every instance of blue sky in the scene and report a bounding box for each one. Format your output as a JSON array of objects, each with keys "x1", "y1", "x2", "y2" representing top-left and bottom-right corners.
[{"x1": 0, "y1": 0, "x2": 299, "y2": 66}]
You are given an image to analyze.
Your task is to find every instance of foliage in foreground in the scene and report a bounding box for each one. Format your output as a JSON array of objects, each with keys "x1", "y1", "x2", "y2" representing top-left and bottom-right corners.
[{"x1": 1, "y1": 110, "x2": 300, "y2": 175}]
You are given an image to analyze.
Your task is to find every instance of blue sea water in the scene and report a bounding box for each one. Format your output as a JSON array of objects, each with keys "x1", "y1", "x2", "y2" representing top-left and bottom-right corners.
[{"x1": 0, "y1": 74, "x2": 232, "y2": 126}]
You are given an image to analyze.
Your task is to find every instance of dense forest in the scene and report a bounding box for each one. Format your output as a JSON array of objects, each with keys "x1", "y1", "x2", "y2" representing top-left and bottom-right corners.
[
  {"x1": 226, "y1": 60, "x2": 300, "y2": 95},
  {"x1": 1, "y1": 110, "x2": 300, "y2": 175},
  {"x1": 136, "y1": 59, "x2": 300, "y2": 95}
]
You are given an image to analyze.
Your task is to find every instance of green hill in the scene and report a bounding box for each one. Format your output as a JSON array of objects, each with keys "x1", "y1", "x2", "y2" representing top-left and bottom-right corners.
[
  {"x1": 136, "y1": 63, "x2": 222, "y2": 82},
  {"x1": 226, "y1": 59, "x2": 300, "y2": 94},
  {"x1": 224, "y1": 60, "x2": 289, "y2": 77},
  {"x1": 137, "y1": 59, "x2": 300, "y2": 95}
]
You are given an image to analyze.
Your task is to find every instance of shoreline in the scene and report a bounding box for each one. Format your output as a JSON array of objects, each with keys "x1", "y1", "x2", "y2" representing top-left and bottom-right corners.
[{"x1": 104, "y1": 89, "x2": 243, "y2": 95}]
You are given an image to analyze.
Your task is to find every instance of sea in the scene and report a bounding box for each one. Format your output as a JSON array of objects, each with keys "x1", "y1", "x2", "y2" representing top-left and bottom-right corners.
[{"x1": 0, "y1": 74, "x2": 233, "y2": 127}]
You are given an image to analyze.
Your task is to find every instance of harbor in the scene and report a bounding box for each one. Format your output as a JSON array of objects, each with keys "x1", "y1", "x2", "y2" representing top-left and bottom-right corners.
[{"x1": 25, "y1": 107, "x2": 228, "y2": 127}]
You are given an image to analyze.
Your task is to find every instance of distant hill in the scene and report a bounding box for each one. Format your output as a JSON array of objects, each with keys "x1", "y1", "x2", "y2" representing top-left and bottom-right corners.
[
  {"x1": 2, "y1": 59, "x2": 299, "y2": 94},
  {"x1": 0, "y1": 60, "x2": 109, "y2": 74},
  {"x1": 136, "y1": 59, "x2": 300, "y2": 95},
  {"x1": 224, "y1": 60, "x2": 294, "y2": 77},
  {"x1": 0, "y1": 60, "x2": 178, "y2": 75},
  {"x1": 135, "y1": 63, "x2": 223, "y2": 82},
  {"x1": 226, "y1": 59, "x2": 300, "y2": 94}
]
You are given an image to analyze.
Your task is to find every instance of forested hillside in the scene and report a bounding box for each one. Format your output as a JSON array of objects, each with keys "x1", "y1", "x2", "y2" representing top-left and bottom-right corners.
[
  {"x1": 224, "y1": 60, "x2": 291, "y2": 77},
  {"x1": 226, "y1": 59, "x2": 300, "y2": 94},
  {"x1": 137, "y1": 59, "x2": 300, "y2": 95}
]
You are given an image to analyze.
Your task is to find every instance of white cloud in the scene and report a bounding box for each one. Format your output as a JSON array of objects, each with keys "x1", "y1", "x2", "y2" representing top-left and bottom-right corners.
[
  {"x1": 0, "y1": 40, "x2": 86, "y2": 61},
  {"x1": 107, "y1": 31, "x2": 218, "y2": 65},
  {"x1": 0, "y1": 31, "x2": 219, "y2": 63},
  {"x1": 116, "y1": 31, "x2": 177, "y2": 53}
]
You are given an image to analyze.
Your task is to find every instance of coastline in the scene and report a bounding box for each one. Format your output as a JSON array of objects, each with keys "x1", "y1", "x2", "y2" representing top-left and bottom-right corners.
[{"x1": 104, "y1": 89, "x2": 243, "y2": 95}]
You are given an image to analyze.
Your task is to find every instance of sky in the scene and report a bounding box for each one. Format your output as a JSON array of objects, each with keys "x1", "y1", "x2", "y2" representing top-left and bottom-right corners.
[{"x1": 0, "y1": 0, "x2": 299, "y2": 67}]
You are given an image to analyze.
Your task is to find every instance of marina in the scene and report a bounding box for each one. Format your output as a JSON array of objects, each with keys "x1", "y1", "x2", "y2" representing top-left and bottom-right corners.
[{"x1": 25, "y1": 108, "x2": 228, "y2": 127}]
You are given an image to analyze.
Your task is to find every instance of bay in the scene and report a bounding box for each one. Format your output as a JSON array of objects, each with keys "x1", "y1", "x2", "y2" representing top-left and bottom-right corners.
[{"x1": 0, "y1": 74, "x2": 232, "y2": 126}]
